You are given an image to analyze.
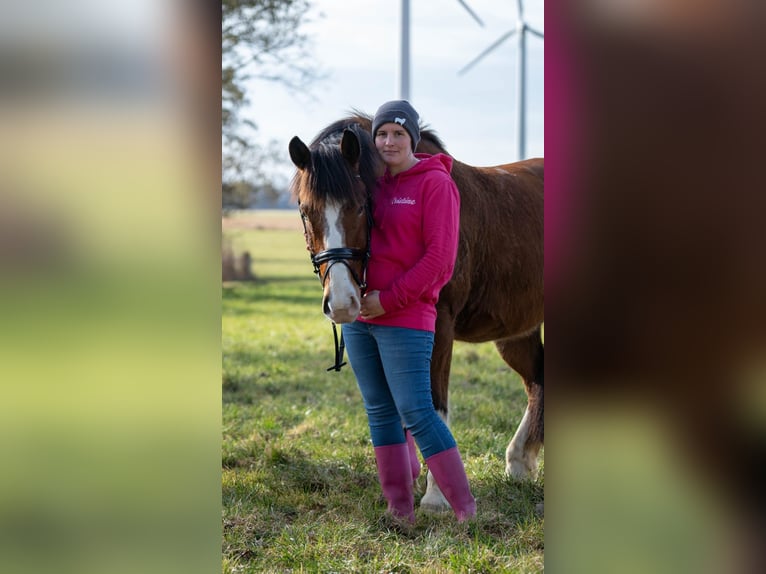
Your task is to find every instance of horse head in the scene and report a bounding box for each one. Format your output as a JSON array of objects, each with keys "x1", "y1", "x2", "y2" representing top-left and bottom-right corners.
[{"x1": 289, "y1": 120, "x2": 382, "y2": 324}]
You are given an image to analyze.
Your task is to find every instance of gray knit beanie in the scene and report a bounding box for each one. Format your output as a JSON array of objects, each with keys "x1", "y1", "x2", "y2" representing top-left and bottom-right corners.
[{"x1": 372, "y1": 99, "x2": 421, "y2": 151}]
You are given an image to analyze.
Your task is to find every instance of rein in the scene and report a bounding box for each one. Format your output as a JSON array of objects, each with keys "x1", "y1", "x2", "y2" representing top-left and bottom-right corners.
[{"x1": 299, "y1": 190, "x2": 374, "y2": 372}]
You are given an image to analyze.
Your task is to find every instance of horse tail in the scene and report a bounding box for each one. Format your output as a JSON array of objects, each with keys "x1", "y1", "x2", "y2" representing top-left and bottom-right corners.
[{"x1": 527, "y1": 341, "x2": 544, "y2": 445}]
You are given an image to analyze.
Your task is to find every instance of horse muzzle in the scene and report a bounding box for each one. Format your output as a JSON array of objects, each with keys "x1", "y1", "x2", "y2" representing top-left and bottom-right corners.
[{"x1": 323, "y1": 290, "x2": 361, "y2": 324}]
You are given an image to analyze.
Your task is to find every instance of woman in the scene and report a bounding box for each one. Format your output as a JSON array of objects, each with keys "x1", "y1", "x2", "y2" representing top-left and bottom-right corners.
[{"x1": 342, "y1": 100, "x2": 476, "y2": 523}]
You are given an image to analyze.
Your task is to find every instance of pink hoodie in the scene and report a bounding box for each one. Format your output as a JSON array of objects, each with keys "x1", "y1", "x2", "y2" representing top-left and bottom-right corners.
[{"x1": 360, "y1": 153, "x2": 460, "y2": 332}]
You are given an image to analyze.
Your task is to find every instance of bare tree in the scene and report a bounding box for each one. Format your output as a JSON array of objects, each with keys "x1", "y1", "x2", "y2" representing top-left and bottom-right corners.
[{"x1": 222, "y1": 0, "x2": 321, "y2": 207}]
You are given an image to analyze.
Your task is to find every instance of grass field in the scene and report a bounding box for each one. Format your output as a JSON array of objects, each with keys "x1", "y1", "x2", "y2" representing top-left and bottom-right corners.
[{"x1": 222, "y1": 211, "x2": 544, "y2": 573}]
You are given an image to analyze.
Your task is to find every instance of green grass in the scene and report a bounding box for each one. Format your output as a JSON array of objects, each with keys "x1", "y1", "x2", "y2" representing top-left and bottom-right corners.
[{"x1": 223, "y1": 220, "x2": 544, "y2": 573}]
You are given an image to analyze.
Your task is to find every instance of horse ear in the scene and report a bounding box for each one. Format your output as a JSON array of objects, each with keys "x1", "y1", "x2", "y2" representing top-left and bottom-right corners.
[
  {"x1": 289, "y1": 136, "x2": 311, "y2": 170},
  {"x1": 340, "y1": 128, "x2": 361, "y2": 166}
]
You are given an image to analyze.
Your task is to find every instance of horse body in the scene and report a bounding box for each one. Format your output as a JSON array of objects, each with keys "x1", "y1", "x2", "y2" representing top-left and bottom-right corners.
[
  {"x1": 290, "y1": 114, "x2": 544, "y2": 510},
  {"x1": 448, "y1": 159, "x2": 544, "y2": 342},
  {"x1": 428, "y1": 156, "x2": 544, "y2": 487}
]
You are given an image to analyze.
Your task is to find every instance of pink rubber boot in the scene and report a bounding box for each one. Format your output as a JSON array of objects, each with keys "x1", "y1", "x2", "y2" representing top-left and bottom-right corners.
[
  {"x1": 405, "y1": 429, "x2": 421, "y2": 483},
  {"x1": 424, "y1": 447, "x2": 477, "y2": 522},
  {"x1": 374, "y1": 443, "x2": 415, "y2": 523}
]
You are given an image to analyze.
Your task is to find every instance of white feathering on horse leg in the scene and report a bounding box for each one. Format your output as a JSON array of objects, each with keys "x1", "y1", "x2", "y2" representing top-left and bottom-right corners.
[{"x1": 506, "y1": 407, "x2": 539, "y2": 479}]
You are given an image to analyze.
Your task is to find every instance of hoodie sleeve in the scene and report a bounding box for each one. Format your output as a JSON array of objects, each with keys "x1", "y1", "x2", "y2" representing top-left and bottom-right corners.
[{"x1": 378, "y1": 175, "x2": 460, "y2": 313}]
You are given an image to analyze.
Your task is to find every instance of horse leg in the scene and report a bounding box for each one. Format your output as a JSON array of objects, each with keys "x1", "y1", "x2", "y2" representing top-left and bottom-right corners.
[
  {"x1": 418, "y1": 315, "x2": 455, "y2": 513},
  {"x1": 495, "y1": 327, "x2": 544, "y2": 479}
]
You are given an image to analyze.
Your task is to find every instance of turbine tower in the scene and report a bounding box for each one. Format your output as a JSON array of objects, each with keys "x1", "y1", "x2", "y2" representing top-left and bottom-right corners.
[
  {"x1": 399, "y1": 0, "x2": 485, "y2": 100},
  {"x1": 458, "y1": 0, "x2": 543, "y2": 160}
]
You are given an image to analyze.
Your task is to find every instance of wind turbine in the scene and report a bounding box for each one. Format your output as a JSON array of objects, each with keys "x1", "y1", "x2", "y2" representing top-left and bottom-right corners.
[
  {"x1": 458, "y1": 0, "x2": 543, "y2": 160},
  {"x1": 399, "y1": 0, "x2": 485, "y2": 100}
]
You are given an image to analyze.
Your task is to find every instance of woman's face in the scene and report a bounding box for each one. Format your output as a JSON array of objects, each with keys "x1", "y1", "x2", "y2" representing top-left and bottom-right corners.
[{"x1": 374, "y1": 123, "x2": 412, "y2": 171}]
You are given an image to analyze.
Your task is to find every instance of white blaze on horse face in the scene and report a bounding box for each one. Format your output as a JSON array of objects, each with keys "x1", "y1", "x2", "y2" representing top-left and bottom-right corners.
[{"x1": 322, "y1": 201, "x2": 361, "y2": 323}]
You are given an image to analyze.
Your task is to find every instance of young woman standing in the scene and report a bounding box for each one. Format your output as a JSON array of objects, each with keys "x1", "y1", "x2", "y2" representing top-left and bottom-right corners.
[{"x1": 342, "y1": 100, "x2": 476, "y2": 523}]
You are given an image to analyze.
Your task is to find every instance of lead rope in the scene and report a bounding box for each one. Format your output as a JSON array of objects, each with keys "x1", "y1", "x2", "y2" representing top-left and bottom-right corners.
[{"x1": 328, "y1": 323, "x2": 347, "y2": 372}]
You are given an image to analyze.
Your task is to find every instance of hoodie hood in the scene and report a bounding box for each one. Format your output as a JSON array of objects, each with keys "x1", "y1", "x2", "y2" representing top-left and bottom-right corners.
[
  {"x1": 382, "y1": 153, "x2": 453, "y2": 183},
  {"x1": 376, "y1": 153, "x2": 454, "y2": 232}
]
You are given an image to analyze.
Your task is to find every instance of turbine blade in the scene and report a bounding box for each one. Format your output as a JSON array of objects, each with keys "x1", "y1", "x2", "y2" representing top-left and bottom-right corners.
[
  {"x1": 455, "y1": 0, "x2": 485, "y2": 27},
  {"x1": 527, "y1": 25, "x2": 544, "y2": 40},
  {"x1": 458, "y1": 30, "x2": 517, "y2": 76},
  {"x1": 516, "y1": 0, "x2": 524, "y2": 20}
]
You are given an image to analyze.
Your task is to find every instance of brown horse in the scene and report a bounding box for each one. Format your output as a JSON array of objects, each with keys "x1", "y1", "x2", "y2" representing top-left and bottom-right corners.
[{"x1": 289, "y1": 113, "x2": 544, "y2": 511}]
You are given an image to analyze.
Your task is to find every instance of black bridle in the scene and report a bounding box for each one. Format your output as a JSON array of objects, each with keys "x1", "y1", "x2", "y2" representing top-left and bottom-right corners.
[
  {"x1": 310, "y1": 246, "x2": 369, "y2": 293},
  {"x1": 299, "y1": 190, "x2": 374, "y2": 371}
]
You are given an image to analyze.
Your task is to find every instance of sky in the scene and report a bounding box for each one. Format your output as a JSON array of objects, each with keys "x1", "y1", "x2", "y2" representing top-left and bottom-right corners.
[{"x1": 244, "y1": 0, "x2": 544, "y2": 183}]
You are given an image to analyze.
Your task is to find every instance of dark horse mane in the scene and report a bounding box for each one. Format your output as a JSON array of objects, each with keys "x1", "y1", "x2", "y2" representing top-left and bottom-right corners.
[
  {"x1": 290, "y1": 116, "x2": 378, "y2": 208},
  {"x1": 338, "y1": 110, "x2": 451, "y2": 156},
  {"x1": 290, "y1": 111, "x2": 450, "y2": 207}
]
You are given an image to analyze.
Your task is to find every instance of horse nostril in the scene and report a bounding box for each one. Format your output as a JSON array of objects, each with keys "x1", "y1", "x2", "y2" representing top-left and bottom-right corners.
[{"x1": 323, "y1": 296, "x2": 331, "y2": 316}]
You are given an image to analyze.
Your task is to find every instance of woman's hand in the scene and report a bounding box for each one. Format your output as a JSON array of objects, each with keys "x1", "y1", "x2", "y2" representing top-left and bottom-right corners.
[{"x1": 360, "y1": 290, "x2": 385, "y2": 320}]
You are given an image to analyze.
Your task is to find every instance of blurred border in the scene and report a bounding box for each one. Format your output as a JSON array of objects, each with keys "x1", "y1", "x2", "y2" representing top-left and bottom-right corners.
[
  {"x1": 0, "y1": 2, "x2": 222, "y2": 573},
  {"x1": 548, "y1": 1, "x2": 766, "y2": 572}
]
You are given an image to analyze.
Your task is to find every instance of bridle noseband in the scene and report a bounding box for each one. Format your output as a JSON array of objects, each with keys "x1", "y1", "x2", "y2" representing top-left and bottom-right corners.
[{"x1": 310, "y1": 246, "x2": 369, "y2": 293}]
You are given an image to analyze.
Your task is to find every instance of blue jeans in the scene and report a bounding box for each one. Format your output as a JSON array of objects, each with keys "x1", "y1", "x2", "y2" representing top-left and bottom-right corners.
[{"x1": 342, "y1": 321, "x2": 456, "y2": 459}]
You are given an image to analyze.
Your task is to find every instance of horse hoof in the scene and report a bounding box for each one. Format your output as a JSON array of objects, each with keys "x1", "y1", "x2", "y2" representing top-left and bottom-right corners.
[
  {"x1": 419, "y1": 491, "x2": 451, "y2": 514},
  {"x1": 420, "y1": 500, "x2": 451, "y2": 514},
  {"x1": 506, "y1": 457, "x2": 538, "y2": 480}
]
